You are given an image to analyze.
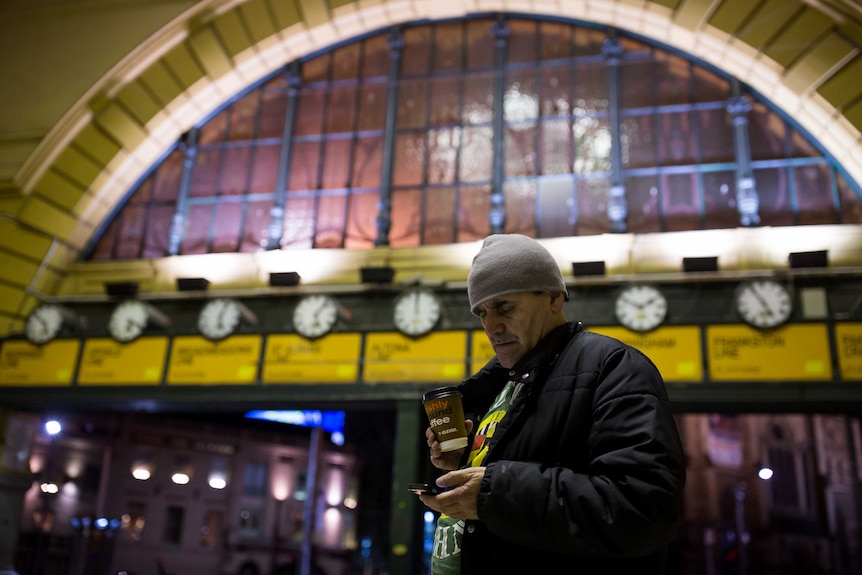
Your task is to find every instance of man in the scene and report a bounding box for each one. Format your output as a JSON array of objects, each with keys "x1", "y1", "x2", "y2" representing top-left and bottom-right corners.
[{"x1": 417, "y1": 233, "x2": 686, "y2": 574}]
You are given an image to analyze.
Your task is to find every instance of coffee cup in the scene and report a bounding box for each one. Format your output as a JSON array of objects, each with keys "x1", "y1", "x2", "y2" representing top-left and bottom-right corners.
[{"x1": 422, "y1": 386, "x2": 469, "y2": 452}]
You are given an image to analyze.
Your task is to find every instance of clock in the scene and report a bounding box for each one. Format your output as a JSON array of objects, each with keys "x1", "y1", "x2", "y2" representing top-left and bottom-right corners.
[
  {"x1": 293, "y1": 294, "x2": 339, "y2": 339},
  {"x1": 393, "y1": 287, "x2": 442, "y2": 337},
  {"x1": 198, "y1": 298, "x2": 253, "y2": 341},
  {"x1": 108, "y1": 300, "x2": 169, "y2": 343},
  {"x1": 734, "y1": 279, "x2": 793, "y2": 329},
  {"x1": 614, "y1": 284, "x2": 668, "y2": 332},
  {"x1": 25, "y1": 304, "x2": 72, "y2": 344}
]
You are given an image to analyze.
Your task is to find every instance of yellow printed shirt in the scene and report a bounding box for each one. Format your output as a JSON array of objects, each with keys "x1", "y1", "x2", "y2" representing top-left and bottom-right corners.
[{"x1": 431, "y1": 379, "x2": 517, "y2": 575}]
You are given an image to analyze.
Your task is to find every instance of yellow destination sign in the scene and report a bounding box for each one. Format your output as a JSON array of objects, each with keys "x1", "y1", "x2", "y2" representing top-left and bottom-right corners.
[
  {"x1": 707, "y1": 324, "x2": 832, "y2": 381},
  {"x1": 835, "y1": 323, "x2": 862, "y2": 380},
  {"x1": 167, "y1": 335, "x2": 261, "y2": 385},
  {"x1": 0, "y1": 340, "x2": 80, "y2": 386},
  {"x1": 78, "y1": 337, "x2": 168, "y2": 385},
  {"x1": 263, "y1": 333, "x2": 361, "y2": 383},
  {"x1": 364, "y1": 332, "x2": 467, "y2": 383},
  {"x1": 470, "y1": 331, "x2": 495, "y2": 374},
  {"x1": 589, "y1": 326, "x2": 703, "y2": 382}
]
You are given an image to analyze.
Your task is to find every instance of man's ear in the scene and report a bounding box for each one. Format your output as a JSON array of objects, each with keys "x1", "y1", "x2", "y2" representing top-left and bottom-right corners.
[{"x1": 549, "y1": 291, "x2": 566, "y2": 311}]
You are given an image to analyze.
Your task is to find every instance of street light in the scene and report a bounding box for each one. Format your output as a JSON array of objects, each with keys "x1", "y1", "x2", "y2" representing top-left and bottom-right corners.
[{"x1": 45, "y1": 419, "x2": 61, "y2": 436}]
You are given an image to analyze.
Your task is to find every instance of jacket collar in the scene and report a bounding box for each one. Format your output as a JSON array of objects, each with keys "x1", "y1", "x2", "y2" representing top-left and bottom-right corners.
[{"x1": 504, "y1": 321, "x2": 582, "y2": 383}]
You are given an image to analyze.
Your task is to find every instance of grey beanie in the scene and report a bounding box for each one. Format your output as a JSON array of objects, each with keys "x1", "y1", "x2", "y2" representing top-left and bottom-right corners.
[{"x1": 467, "y1": 234, "x2": 568, "y2": 316}]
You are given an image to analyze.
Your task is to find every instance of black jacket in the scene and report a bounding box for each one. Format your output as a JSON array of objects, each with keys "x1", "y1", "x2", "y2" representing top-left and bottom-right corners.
[{"x1": 457, "y1": 322, "x2": 685, "y2": 574}]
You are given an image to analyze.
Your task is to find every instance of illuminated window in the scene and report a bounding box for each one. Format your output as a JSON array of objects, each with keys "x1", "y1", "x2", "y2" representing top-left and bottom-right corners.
[
  {"x1": 120, "y1": 501, "x2": 147, "y2": 541},
  {"x1": 200, "y1": 510, "x2": 223, "y2": 549},
  {"x1": 87, "y1": 16, "x2": 862, "y2": 260}
]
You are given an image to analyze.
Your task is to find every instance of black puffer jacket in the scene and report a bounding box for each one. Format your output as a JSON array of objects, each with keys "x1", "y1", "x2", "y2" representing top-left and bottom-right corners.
[{"x1": 457, "y1": 322, "x2": 685, "y2": 574}]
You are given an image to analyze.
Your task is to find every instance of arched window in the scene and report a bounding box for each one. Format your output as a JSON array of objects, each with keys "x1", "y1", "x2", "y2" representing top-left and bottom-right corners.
[{"x1": 87, "y1": 16, "x2": 862, "y2": 260}]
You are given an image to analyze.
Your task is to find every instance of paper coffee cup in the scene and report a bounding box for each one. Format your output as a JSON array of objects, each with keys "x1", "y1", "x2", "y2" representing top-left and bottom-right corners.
[{"x1": 422, "y1": 386, "x2": 469, "y2": 452}]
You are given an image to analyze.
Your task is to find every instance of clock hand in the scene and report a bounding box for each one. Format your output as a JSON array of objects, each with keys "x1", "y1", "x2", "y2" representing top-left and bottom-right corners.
[{"x1": 750, "y1": 285, "x2": 774, "y2": 316}]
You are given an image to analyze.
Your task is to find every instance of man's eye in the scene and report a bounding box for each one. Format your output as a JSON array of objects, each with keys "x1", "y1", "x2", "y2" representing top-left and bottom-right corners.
[{"x1": 499, "y1": 306, "x2": 514, "y2": 315}]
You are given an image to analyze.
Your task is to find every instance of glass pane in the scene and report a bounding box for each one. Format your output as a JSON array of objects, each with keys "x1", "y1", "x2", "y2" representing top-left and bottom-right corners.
[
  {"x1": 344, "y1": 189, "x2": 377, "y2": 249},
  {"x1": 748, "y1": 102, "x2": 787, "y2": 161},
  {"x1": 390, "y1": 188, "x2": 422, "y2": 247},
  {"x1": 362, "y1": 34, "x2": 390, "y2": 78},
  {"x1": 507, "y1": 19, "x2": 538, "y2": 65},
  {"x1": 466, "y1": 19, "x2": 495, "y2": 70},
  {"x1": 322, "y1": 139, "x2": 352, "y2": 189},
  {"x1": 358, "y1": 83, "x2": 387, "y2": 131},
  {"x1": 241, "y1": 199, "x2": 272, "y2": 252},
  {"x1": 212, "y1": 202, "x2": 242, "y2": 252},
  {"x1": 228, "y1": 92, "x2": 260, "y2": 141},
  {"x1": 295, "y1": 88, "x2": 325, "y2": 136},
  {"x1": 198, "y1": 112, "x2": 228, "y2": 146},
  {"x1": 503, "y1": 180, "x2": 536, "y2": 236},
  {"x1": 540, "y1": 21, "x2": 572, "y2": 60},
  {"x1": 352, "y1": 136, "x2": 383, "y2": 188},
  {"x1": 795, "y1": 165, "x2": 837, "y2": 225},
  {"x1": 220, "y1": 147, "x2": 251, "y2": 196},
  {"x1": 505, "y1": 124, "x2": 537, "y2": 178},
  {"x1": 657, "y1": 112, "x2": 697, "y2": 166},
  {"x1": 153, "y1": 150, "x2": 184, "y2": 201},
  {"x1": 427, "y1": 127, "x2": 460, "y2": 184},
  {"x1": 325, "y1": 85, "x2": 357, "y2": 133},
  {"x1": 837, "y1": 172, "x2": 862, "y2": 223},
  {"x1": 282, "y1": 195, "x2": 315, "y2": 248},
  {"x1": 574, "y1": 116, "x2": 611, "y2": 174},
  {"x1": 622, "y1": 115, "x2": 657, "y2": 169},
  {"x1": 702, "y1": 171, "x2": 739, "y2": 230},
  {"x1": 434, "y1": 22, "x2": 463, "y2": 72},
  {"x1": 655, "y1": 51, "x2": 692, "y2": 107},
  {"x1": 505, "y1": 69, "x2": 538, "y2": 123},
  {"x1": 402, "y1": 26, "x2": 431, "y2": 76},
  {"x1": 662, "y1": 173, "x2": 701, "y2": 232},
  {"x1": 574, "y1": 62, "x2": 608, "y2": 113},
  {"x1": 462, "y1": 71, "x2": 494, "y2": 125},
  {"x1": 536, "y1": 177, "x2": 575, "y2": 238},
  {"x1": 332, "y1": 43, "x2": 361, "y2": 81},
  {"x1": 288, "y1": 141, "x2": 321, "y2": 190},
  {"x1": 302, "y1": 53, "x2": 329, "y2": 84},
  {"x1": 314, "y1": 193, "x2": 347, "y2": 248},
  {"x1": 131, "y1": 174, "x2": 153, "y2": 204},
  {"x1": 397, "y1": 78, "x2": 429, "y2": 129},
  {"x1": 90, "y1": 218, "x2": 120, "y2": 260},
  {"x1": 540, "y1": 66, "x2": 571, "y2": 117},
  {"x1": 541, "y1": 119, "x2": 572, "y2": 175},
  {"x1": 693, "y1": 66, "x2": 730, "y2": 102},
  {"x1": 190, "y1": 149, "x2": 222, "y2": 197},
  {"x1": 620, "y1": 57, "x2": 655, "y2": 110},
  {"x1": 789, "y1": 127, "x2": 822, "y2": 158},
  {"x1": 573, "y1": 27, "x2": 607, "y2": 56},
  {"x1": 392, "y1": 132, "x2": 426, "y2": 187},
  {"x1": 249, "y1": 144, "x2": 279, "y2": 194},
  {"x1": 181, "y1": 204, "x2": 213, "y2": 254},
  {"x1": 625, "y1": 176, "x2": 662, "y2": 233},
  {"x1": 697, "y1": 109, "x2": 735, "y2": 164},
  {"x1": 116, "y1": 205, "x2": 146, "y2": 259},
  {"x1": 457, "y1": 184, "x2": 491, "y2": 241},
  {"x1": 430, "y1": 76, "x2": 462, "y2": 126},
  {"x1": 142, "y1": 205, "x2": 174, "y2": 258},
  {"x1": 458, "y1": 126, "x2": 493, "y2": 183},
  {"x1": 753, "y1": 168, "x2": 794, "y2": 226},
  {"x1": 424, "y1": 187, "x2": 457, "y2": 245},
  {"x1": 258, "y1": 90, "x2": 288, "y2": 139},
  {"x1": 576, "y1": 179, "x2": 611, "y2": 235}
]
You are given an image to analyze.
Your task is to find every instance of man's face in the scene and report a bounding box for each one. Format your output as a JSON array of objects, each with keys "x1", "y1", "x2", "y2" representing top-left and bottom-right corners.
[{"x1": 476, "y1": 291, "x2": 565, "y2": 369}]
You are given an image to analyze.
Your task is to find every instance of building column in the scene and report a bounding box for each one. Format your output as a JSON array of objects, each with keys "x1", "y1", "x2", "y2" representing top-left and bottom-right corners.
[
  {"x1": 0, "y1": 411, "x2": 38, "y2": 575},
  {"x1": 388, "y1": 400, "x2": 421, "y2": 575}
]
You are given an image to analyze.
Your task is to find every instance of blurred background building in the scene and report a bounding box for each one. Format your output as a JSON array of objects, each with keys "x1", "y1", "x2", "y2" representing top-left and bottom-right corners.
[{"x1": 2, "y1": 1, "x2": 862, "y2": 574}]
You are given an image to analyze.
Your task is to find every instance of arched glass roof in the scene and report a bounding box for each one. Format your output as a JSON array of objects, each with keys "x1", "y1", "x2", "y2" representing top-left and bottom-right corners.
[{"x1": 86, "y1": 15, "x2": 862, "y2": 260}]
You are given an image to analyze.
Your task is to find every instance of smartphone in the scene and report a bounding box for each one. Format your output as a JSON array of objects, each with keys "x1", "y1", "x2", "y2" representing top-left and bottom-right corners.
[{"x1": 407, "y1": 482, "x2": 445, "y2": 495}]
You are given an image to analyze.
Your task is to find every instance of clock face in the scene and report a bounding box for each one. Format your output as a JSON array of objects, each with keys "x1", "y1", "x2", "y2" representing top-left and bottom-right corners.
[
  {"x1": 293, "y1": 294, "x2": 339, "y2": 339},
  {"x1": 108, "y1": 300, "x2": 150, "y2": 343},
  {"x1": 25, "y1": 304, "x2": 67, "y2": 344},
  {"x1": 393, "y1": 287, "x2": 442, "y2": 337},
  {"x1": 198, "y1": 298, "x2": 244, "y2": 341},
  {"x1": 735, "y1": 279, "x2": 793, "y2": 329},
  {"x1": 614, "y1": 284, "x2": 668, "y2": 332}
]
